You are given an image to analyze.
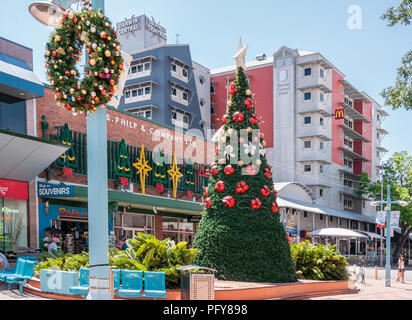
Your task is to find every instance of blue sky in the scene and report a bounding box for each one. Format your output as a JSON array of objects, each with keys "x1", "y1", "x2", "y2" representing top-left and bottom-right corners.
[{"x1": 1, "y1": 0, "x2": 411, "y2": 160}]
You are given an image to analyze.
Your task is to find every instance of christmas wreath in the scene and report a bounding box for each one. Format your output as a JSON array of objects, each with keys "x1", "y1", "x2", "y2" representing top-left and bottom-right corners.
[{"x1": 45, "y1": 7, "x2": 124, "y2": 114}]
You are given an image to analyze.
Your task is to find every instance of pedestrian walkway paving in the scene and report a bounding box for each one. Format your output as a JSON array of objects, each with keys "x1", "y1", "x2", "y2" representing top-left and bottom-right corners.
[
  {"x1": 308, "y1": 269, "x2": 412, "y2": 300},
  {"x1": 0, "y1": 282, "x2": 48, "y2": 300}
]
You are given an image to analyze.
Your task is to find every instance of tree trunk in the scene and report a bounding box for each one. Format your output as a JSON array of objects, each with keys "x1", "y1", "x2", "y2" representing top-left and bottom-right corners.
[{"x1": 393, "y1": 224, "x2": 412, "y2": 261}]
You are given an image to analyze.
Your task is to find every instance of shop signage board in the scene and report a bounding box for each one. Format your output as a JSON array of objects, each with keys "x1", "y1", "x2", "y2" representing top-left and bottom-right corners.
[
  {"x1": 285, "y1": 213, "x2": 298, "y2": 235},
  {"x1": 187, "y1": 215, "x2": 202, "y2": 223},
  {"x1": 390, "y1": 211, "x2": 400, "y2": 228},
  {"x1": 335, "y1": 109, "x2": 345, "y2": 120},
  {"x1": 37, "y1": 182, "x2": 74, "y2": 198},
  {"x1": 0, "y1": 179, "x2": 28, "y2": 200},
  {"x1": 146, "y1": 16, "x2": 167, "y2": 40},
  {"x1": 376, "y1": 211, "x2": 386, "y2": 226},
  {"x1": 116, "y1": 15, "x2": 140, "y2": 35}
]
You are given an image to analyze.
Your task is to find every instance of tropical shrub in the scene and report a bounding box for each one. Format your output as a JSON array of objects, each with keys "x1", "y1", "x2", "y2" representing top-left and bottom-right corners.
[
  {"x1": 34, "y1": 233, "x2": 198, "y2": 289},
  {"x1": 110, "y1": 233, "x2": 199, "y2": 288},
  {"x1": 290, "y1": 241, "x2": 350, "y2": 281}
]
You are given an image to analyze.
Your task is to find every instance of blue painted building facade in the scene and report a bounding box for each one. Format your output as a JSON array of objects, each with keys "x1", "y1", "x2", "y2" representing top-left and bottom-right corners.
[{"x1": 118, "y1": 44, "x2": 204, "y2": 132}]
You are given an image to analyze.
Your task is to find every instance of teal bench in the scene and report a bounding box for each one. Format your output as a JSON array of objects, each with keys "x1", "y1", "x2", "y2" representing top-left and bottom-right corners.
[
  {"x1": 5, "y1": 260, "x2": 38, "y2": 295},
  {"x1": 115, "y1": 270, "x2": 166, "y2": 300},
  {"x1": 143, "y1": 271, "x2": 166, "y2": 300},
  {"x1": 69, "y1": 268, "x2": 89, "y2": 299},
  {"x1": 116, "y1": 270, "x2": 143, "y2": 298}
]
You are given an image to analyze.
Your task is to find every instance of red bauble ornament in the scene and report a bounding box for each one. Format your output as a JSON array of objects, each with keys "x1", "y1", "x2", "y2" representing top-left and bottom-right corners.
[
  {"x1": 223, "y1": 196, "x2": 236, "y2": 208},
  {"x1": 264, "y1": 168, "x2": 272, "y2": 179},
  {"x1": 246, "y1": 165, "x2": 257, "y2": 176},
  {"x1": 236, "y1": 181, "x2": 249, "y2": 194},
  {"x1": 250, "y1": 114, "x2": 258, "y2": 125},
  {"x1": 224, "y1": 165, "x2": 235, "y2": 176},
  {"x1": 272, "y1": 202, "x2": 279, "y2": 213},
  {"x1": 215, "y1": 181, "x2": 225, "y2": 192},
  {"x1": 260, "y1": 186, "x2": 270, "y2": 197},
  {"x1": 229, "y1": 82, "x2": 236, "y2": 95},
  {"x1": 244, "y1": 98, "x2": 254, "y2": 109},
  {"x1": 222, "y1": 115, "x2": 229, "y2": 124},
  {"x1": 211, "y1": 165, "x2": 218, "y2": 176},
  {"x1": 251, "y1": 198, "x2": 262, "y2": 210},
  {"x1": 233, "y1": 112, "x2": 244, "y2": 122},
  {"x1": 205, "y1": 198, "x2": 212, "y2": 209}
]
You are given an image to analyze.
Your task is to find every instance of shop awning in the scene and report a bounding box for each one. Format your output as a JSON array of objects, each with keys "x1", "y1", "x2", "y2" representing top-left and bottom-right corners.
[
  {"x1": 72, "y1": 185, "x2": 204, "y2": 217},
  {"x1": 277, "y1": 197, "x2": 376, "y2": 224},
  {"x1": 0, "y1": 57, "x2": 44, "y2": 101},
  {"x1": 0, "y1": 129, "x2": 68, "y2": 181},
  {"x1": 357, "y1": 230, "x2": 385, "y2": 240},
  {"x1": 309, "y1": 228, "x2": 368, "y2": 238}
]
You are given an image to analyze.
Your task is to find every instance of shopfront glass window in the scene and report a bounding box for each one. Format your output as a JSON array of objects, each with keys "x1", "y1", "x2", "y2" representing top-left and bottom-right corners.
[
  {"x1": 162, "y1": 217, "x2": 195, "y2": 247},
  {"x1": 113, "y1": 212, "x2": 155, "y2": 242},
  {"x1": 0, "y1": 198, "x2": 28, "y2": 254}
]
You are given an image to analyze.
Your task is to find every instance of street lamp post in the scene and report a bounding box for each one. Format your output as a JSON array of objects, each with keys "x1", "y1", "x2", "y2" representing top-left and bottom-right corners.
[
  {"x1": 29, "y1": 0, "x2": 112, "y2": 300},
  {"x1": 370, "y1": 185, "x2": 409, "y2": 288}
]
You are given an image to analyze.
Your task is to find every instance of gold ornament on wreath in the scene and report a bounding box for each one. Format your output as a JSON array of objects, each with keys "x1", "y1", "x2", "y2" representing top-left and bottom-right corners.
[{"x1": 45, "y1": 7, "x2": 124, "y2": 115}]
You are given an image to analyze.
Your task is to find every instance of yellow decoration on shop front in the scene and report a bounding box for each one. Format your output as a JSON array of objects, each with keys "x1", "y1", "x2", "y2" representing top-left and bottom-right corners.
[
  {"x1": 133, "y1": 145, "x2": 152, "y2": 195},
  {"x1": 167, "y1": 153, "x2": 183, "y2": 199}
]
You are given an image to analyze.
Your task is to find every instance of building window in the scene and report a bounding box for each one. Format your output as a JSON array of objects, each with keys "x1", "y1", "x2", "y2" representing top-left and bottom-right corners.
[
  {"x1": 199, "y1": 75, "x2": 205, "y2": 84},
  {"x1": 320, "y1": 92, "x2": 324, "y2": 102},
  {"x1": 304, "y1": 165, "x2": 312, "y2": 173},
  {"x1": 199, "y1": 98, "x2": 205, "y2": 106},
  {"x1": 319, "y1": 189, "x2": 324, "y2": 197},
  {"x1": 183, "y1": 92, "x2": 188, "y2": 101},
  {"x1": 304, "y1": 116, "x2": 311, "y2": 124},
  {"x1": 211, "y1": 104, "x2": 216, "y2": 115},
  {"x1": 319, "y1": 165, "x2": 324, "y2": 173},
  {"x1": 304, "y1": 141, "x2": 311, "y2": 149},
  {"x1": 135, "y1": 110, "x2": 152, "y2": 119},
  {"x1": 304, "y1": 68, "x2": 312, "y2": 76},
  {"x1": 344, "y1": 199, "x2": 353, "y2": 209},
  {"x1": 320, "y1": 214, "x2": 323, "y2": 220},
  {"x1": 320, "y1": 117, "x2": 324, "y2": 126},
  {"x1": 330, "y1": 216, "x2": 333, "y2": 222},
  {"x1": 320, "y1": 68, "x2": 324, "y2": 79},
  {"x1": 320, "y1": 141, "x2": 324, "y2": 150},
  {"x1": 210, "y1": 84, "x2": 216, "y2": 94},
  {"x1": 304, "y1": 211, "x2": 308, "y2": 218},
  {"x1": 304, "y1": 92, "x2": 312, "y2": 101},
  {"x1": 162, "y1": 217, "x2": 195, "y2": 246}
]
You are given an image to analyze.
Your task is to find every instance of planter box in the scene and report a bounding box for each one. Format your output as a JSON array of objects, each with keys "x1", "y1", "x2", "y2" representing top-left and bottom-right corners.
[{"x1": 40, "y1": 270, "x2": 79, "y2": 295}]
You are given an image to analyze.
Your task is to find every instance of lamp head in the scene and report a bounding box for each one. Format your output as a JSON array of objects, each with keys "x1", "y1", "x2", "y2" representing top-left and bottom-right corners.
[
  {"x1": 370, "y1": 201, "x2": 380, "y2": 207},
  {"x1": 28, "y1": 1, "x2": 64, "y2": 26},
  {"x1": 28, "y1": 0, "x2": 80, "y2": 27},
  {"x1": 399, "y1": 201, "x2": 409, "y2": 207}
]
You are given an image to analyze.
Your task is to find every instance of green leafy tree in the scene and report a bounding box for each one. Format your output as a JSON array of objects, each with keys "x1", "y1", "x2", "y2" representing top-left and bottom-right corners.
[
  {"x1": 192, "y1": 66, "x2": 297, "y2": 283},
  {"x1": 358, "y1": 151, "x2": 412, "y2": 260},
  {"x1": 381, "y1": 1, "x2": 412, "y2": 110}
]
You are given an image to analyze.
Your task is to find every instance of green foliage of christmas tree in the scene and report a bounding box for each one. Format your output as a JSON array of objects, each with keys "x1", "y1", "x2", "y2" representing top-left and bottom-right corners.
[{"x1": 192, "y1": 47, "x2": 297, "y2": 283}]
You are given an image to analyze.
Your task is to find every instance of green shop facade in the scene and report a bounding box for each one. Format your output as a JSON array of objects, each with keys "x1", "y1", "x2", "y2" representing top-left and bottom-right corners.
[{"x1": 35, "y1": 89, "x2": 213, "y2": 253}]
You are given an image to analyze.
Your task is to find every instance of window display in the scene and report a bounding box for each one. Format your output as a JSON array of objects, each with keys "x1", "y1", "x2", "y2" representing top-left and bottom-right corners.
[
  {"x1": 162, "y1": 217, "x2": 195, "y2": 246},
  {"x1": 0, "y1": 198, "x2": 28, "y2": 255}
]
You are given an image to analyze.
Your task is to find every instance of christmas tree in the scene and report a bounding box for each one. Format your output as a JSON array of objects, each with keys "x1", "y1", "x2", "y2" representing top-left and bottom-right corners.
[{"x1": 192, "y1": 41, "x2": 297, "y2": 283}]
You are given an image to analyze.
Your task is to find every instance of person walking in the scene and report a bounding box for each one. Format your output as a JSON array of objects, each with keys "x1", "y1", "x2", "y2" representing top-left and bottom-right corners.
[
  {"x1": 0, "y1": 251, "x2": 10, "y2": 271},
  {"x1": 396, "y1": 255, "x2": 406, "y2": 283}
]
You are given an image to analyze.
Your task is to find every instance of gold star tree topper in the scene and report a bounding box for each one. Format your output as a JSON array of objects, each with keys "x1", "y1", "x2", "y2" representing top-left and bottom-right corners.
[{"x1": 233, "y1": 38, "x2": 248, "y2": 69}]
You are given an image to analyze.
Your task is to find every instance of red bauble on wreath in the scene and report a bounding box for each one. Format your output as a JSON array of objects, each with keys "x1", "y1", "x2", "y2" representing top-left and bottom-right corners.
[
  {"x1": 272, "y1": 202, "x2": 279, "y2": 213},
  {"x1": 229, "y1": 82, "x2": 236, "y2": 95},
  {"x1": 244, "y1": 98, "x2": 254, "y2": 109}
]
